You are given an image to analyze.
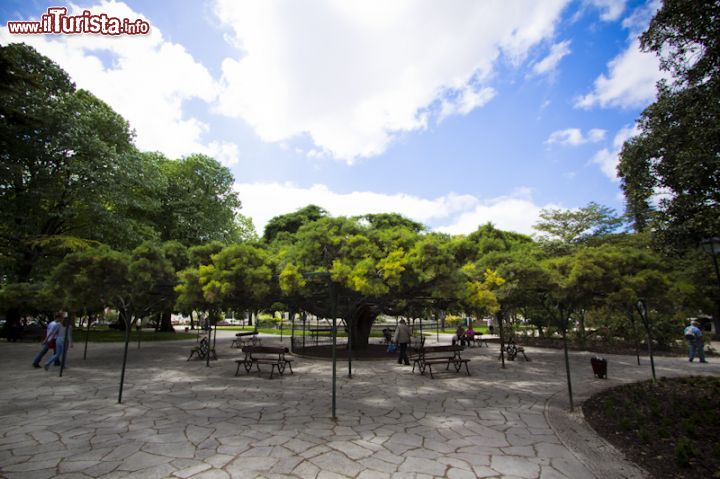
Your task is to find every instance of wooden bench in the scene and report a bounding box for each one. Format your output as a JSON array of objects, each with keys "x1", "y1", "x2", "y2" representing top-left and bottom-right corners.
[
  {"x1": 235, "y1": 345, "x2": 294, "y2": 379},
  {"x1": 309, "y1": 328, "x2": 333, "y2": 346},
  {"x1": 471, "y1": 335, "x2": 489, "y2": 348},
  {"x1": 410, "y1": 345, "x2": 470, "y2": 379},
  {"x1": 231, "y1": 331, "x2": 261, "y2": 348},
  {"x1": 187, "y1": 337, "x2": 217, "y2": 361},
  {"x1": 500, "y1": 340, "x2": 529, "y2": 361}
]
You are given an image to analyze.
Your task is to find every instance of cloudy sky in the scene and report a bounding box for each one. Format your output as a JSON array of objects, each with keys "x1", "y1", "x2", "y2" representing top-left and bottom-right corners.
[{"x1": 1, "y1": 0, "x2": 664, "y2": 236}]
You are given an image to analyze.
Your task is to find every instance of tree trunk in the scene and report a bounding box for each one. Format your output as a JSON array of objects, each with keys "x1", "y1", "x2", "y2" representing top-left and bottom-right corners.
[
  {"x1": 158, "y1": 310, "x2": 175, "y2": 333},
  {"x1": 576, "y1": 310, "x2": 586, "y2": 346},
  {"x1": 348, "y1": 304, "x2": 376, "y2": 351}
]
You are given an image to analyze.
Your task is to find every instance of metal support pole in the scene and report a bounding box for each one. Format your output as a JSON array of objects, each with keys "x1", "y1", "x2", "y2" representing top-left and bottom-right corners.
[
  {"x1": 347, "y1": 315, "x2": 352, "y2": 379},
  {"x1": 330, "y1": 282, "x2": 338, "y2": 421},
  {"x1": 118, "y1": 309, "x2": 131, "y2": 403},
  {"x1": 498, "y1": 310, "x2": 506, "y2": 368},
  {"x1": 561, "y1": 325, "x2": 574, "y2": 412}
]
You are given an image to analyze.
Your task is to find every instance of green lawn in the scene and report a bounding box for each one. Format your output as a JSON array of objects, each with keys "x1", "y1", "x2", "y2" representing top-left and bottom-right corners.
[{"x1": 79, "y1": 329, "x2": 197, "y2": 342}]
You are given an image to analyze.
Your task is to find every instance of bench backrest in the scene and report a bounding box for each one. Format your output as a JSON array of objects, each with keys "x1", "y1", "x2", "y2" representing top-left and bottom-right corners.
[
  {"x1": 420, "y1": 345, "x2": 461, "y2": 354},
  {"x1": 242, "y1": 345, "x2": 289, "y2": 354}
]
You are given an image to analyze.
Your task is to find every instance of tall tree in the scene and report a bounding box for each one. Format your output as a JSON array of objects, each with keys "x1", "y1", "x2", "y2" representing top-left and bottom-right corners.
[
  {"x1": 618, "y1": 0, "x2": 720, "y2": 247},
  {"x1": 152, "y1": 154, "x2": 242, "y2": 245}
]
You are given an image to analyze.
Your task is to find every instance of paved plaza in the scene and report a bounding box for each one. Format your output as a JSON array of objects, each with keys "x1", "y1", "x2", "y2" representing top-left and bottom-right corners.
[{"x1": 1, "y1": 333, "x2": 718, "y2": 479}]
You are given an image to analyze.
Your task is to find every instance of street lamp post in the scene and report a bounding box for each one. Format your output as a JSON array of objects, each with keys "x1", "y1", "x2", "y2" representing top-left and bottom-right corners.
[{"x1": 700, "y1": 237, "x2": 720, "y2": 337}]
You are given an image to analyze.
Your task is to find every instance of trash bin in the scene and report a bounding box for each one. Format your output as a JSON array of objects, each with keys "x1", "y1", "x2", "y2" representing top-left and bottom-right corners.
[{"x1": 591, "y1": 356, "x2": 607, "y2": 379}]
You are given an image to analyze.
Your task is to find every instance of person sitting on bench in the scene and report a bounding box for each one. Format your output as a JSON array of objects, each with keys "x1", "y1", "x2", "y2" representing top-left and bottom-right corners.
[
  {"x1": 455, "y1": 325, "x2": 466, "y2": 347},
  {"x1": 465, "y1": 324, "x2": 476, "y2": 345}
]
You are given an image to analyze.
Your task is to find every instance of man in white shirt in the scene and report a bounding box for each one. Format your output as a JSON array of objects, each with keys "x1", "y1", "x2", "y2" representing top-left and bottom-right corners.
[{"x1": 32, "y1": 313, "x2": 62, "y2": 368}]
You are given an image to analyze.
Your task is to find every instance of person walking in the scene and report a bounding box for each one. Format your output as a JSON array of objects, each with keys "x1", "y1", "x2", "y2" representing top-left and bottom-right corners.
[
  {"x1": 684, "y1": 320, "x2": 707, "y2": 363},
  {"x1": 393, "y1": 319, "x2": 411, "y2": 366},
  {"x1": 44, "y1": 314, "x2": 72, "y2": 370},
  {"x1": 32, "y1": 313, "x2": 62, "y2": 368}
]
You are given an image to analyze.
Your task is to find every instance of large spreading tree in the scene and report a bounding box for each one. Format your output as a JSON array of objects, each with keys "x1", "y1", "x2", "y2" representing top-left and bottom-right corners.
[{"x1": 618, "y1": 0, "x2": 720, "y2": 248}]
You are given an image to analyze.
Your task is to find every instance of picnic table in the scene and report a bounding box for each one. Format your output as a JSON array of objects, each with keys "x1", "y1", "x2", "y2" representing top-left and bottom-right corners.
[
  {"x1": 235, "y1": 345, "x2": 294, "y2": 379},
  {"x1": 231, "y1": 331, "x2": 261, "y2": 348},
  {"x1": 410, "y1": 344, "x2": 470, "y2": 379}
]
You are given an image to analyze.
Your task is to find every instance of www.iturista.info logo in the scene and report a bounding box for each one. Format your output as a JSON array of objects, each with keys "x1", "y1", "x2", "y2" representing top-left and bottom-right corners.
[{"x1": 6, "y1": 7, "x2": 150, "y2": 35}]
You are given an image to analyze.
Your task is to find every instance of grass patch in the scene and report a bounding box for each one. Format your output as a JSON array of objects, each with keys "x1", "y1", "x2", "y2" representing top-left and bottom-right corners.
[
  {"x1": 583, "y1": 376, "x2": 720, "y2": 478},
  {"x1": 81, "y1": 329, "x2": 197, "y2": 342}
]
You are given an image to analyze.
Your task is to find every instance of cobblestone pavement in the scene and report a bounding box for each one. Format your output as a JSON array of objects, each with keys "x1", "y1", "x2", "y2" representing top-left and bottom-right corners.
[{"x1": 1, "y1": 333, "x2": 718, "y2": 479}]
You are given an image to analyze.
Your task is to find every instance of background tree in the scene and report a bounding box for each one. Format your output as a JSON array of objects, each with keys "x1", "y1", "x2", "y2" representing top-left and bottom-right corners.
[{"x1": 533, "y1": 202, "x2": 624, "y2": 244}]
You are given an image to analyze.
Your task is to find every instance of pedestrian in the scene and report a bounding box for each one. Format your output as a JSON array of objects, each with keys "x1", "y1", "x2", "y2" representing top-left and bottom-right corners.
[
  {"x1": 32, "y1": 313, "x2": 62, "y2": 368},
  {"x1": 44, "y1": 314, "x2": 72, "y2": 370},
  {"x1": 683, "y1": 319, "x2": 707, "y2": 363},
  {"x1": 393, "y1": 319, "x2": 411, "y2": 366}
]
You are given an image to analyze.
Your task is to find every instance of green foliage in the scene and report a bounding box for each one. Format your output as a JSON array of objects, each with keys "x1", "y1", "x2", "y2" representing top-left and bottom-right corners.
[
  {"x1": 152, "y1": 154, "x2": 242, "y2": 245},
  {"x1": 619, "y1": 0, "x2": 720, "y2": 247},
  {"x1": 533, "y1": 202, "x2": 624, "y2": 244},
  {"x1": 263, "y1": 204, "x2": 328, "y2": 242}
]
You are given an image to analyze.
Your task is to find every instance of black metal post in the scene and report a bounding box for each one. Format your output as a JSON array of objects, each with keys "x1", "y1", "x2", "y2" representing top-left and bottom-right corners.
[
  {"x1": 636, "y1": 300, "x2": 656, "y2": 381},
  {"x1": 330, "y1": 282, "x2": 338, "y2": 421},
  {"x1": 137, "y1": 320, "x2": 141, "y2": 349},
  {"x1": 118, "y1": 309, "x2": 132, "y2": 403},
  {"x1": 561, "y1": 319, "x2": 574, "y2": 412},
  {"x1": 302, "y1": 312, "x2": 306, "y2": 352},
  {"x1": 206, "y1": 313, "x2": 212, "y2": 368},
  {"x1": 498, "y1": 310, "x2": 506, "y2": 368},
  {"x1": 347, "y1": 314, "x2": 352, "y2": 379}
]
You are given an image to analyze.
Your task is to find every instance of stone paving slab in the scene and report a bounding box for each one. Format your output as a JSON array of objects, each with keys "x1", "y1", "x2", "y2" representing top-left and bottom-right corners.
[{"x1": 1, "y1": 333, "x2": 718, "y2": 478}]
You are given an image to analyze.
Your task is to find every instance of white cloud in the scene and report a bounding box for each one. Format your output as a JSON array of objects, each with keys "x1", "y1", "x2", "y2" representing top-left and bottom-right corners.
[
  {"x1": 587, "y1": 0, "x2": 626, "y2": 21},
  {"x1": 439, "y1": 87, "x2": 496, "y2": 122},
  {"x1": 0, "y1": 0, "x2": 225, "y2": 160},
  {"x1": 576, "y1": 37, "x2": 669, "y2": 109},
  {"x1": 532, "y1": 40, "x2": 571, "y2": 76},
  {"x1": 205, "y1": 141, "x2": 240, "y2": 167},
  {"x1": 436, "y1": 189, "x2": 559, "y2": 235},
  {"x1": 545, "y1": 127, "x2": 606, "y2": 146},
  {"x1": 213, "y1": 0, "x2": 570, "y2": 163},
  {"x1": 591, "y1": 124, "x2": 640, "y2": 180},
  {"x1": 234, "y1": 182, "x2": 552, "y2": 236}
]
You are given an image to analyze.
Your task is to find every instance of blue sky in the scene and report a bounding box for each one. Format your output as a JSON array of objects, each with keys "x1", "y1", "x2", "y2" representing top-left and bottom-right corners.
[{"x1": 1, "y1": 0, "x2": 665, "y2": 236}]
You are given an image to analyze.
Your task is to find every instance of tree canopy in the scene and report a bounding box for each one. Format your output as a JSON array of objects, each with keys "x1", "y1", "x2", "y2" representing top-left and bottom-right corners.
[{"x1": 618, "y1": 0, "x2": 720, "y2": 248}]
